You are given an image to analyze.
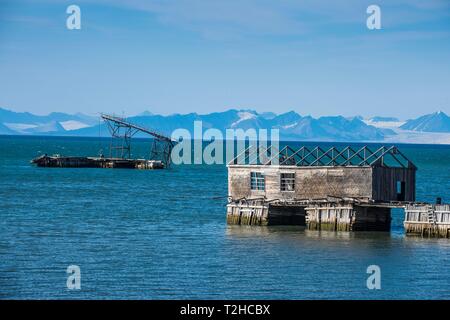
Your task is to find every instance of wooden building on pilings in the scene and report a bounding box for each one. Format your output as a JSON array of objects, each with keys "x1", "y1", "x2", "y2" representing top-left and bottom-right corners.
[{"x1": 226, "y1": 145, "x2": 450, "y2": 238}]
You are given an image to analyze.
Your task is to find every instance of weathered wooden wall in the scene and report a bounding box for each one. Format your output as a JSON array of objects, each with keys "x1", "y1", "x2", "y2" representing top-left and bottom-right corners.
[
  {"x1": 372, "y1": 167, "x2": 416, "y2": 202},
  {"x1": 228, "y1": 165, "x2": 416, "y2": 203},
  {"x1": 228, "y1": 165, "x2": 373, "y2": 201}
]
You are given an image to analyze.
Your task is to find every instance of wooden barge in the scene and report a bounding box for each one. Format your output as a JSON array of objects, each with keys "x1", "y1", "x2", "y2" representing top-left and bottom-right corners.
[
  {"x1": 227, "y1": 145, "x2": 450, "y2": 238},
  {"x1": 30, "y1": 114, "x2": 174, "y2": 170},
  {"x1": 31, "y1": 154, "x2": 164, "y2": 169}
]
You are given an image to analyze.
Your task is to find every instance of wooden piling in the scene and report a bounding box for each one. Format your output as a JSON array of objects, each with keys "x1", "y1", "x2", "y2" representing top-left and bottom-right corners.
[
  {"x1": 305, "y1": 204, "x2": 391, "y2": 231},
  {"x1": 404, "y1": 204, "x2": 450, "y2": 238},
  {"x1": 226, "y1": 202, "x2": 269, "y2": 226}
]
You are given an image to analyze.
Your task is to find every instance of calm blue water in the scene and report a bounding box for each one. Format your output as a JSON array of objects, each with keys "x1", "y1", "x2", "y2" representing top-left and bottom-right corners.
[{"x1": 0, "y1": 136, "x2": 449, "y2": 299}]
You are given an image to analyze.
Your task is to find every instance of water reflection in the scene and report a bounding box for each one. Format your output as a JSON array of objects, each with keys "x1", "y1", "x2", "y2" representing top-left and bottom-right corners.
[
  {"x1": 226, "y1": 224, "x2": 396, "y2": 240},
  {"x1": 225, "y1": 224, "x2": 450, "y2": 251}
]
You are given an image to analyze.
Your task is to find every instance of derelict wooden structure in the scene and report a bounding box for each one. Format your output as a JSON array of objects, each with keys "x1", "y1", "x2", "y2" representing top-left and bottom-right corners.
[
  {"x1": 31, "y1": 114, "x2": 175, "y2": 170},
  {"x1": 226, "y1": 145, "x2": 450, "y2": 238}
]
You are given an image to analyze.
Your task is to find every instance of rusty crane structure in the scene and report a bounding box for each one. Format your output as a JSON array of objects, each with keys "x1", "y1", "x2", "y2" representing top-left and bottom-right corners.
[
  {"x1": 101, "y1": 113, "x2": 175, "y2": 167},
  {"x1": 31, "y1": 113, "x2": 175, "y2": 170}
]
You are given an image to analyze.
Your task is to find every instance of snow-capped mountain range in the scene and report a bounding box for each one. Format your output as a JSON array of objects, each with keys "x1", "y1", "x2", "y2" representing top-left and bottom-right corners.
[
  {"x1": 0, "y1": 108, "x2": 98, "y2": 135},
  {"x1": 1, "y1": 107, "x2": 449, "y2": 144}
]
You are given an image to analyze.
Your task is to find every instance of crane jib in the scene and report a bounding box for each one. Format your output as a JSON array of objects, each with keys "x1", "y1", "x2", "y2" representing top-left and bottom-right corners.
[{"x1": 100, "y1": 113, "x2": 174, "y2": 143}]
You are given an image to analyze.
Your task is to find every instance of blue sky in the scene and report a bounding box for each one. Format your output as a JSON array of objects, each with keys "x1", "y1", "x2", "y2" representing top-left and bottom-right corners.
[{"x1": 0, "y1": 0, "x2": 449, "y2": 119}]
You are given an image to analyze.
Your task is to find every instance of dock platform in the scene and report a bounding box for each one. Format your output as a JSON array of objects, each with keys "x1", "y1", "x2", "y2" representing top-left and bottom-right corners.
[
  {"x1": 31, "y1": 154, "x2": 165, "y2": 169},
  {"x1": 226, "y1": 145, "x2": 449, "y2": 238},
  {"x1": 226, "y1": 198, "x2": 450, "y2": 238}
]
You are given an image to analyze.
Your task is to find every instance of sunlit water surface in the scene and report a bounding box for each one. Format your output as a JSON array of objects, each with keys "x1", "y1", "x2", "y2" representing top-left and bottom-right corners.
[{"x1": 0, "y1": 136, "x2": 449, "y2": 299}]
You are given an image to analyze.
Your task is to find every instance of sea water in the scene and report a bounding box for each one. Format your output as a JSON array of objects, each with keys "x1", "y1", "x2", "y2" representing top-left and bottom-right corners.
[{"x1": 0, "y1": 136, "x2": 449, "y2": 299}]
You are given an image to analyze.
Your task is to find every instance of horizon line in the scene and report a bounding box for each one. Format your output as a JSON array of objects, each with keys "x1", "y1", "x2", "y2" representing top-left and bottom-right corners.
[{"x1": 1, "y1": 106, "x2": 447, "y2": 121}]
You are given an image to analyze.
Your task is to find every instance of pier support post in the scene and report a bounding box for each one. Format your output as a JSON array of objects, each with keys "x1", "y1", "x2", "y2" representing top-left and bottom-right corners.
[
  {"x1": 404, "y1": 204, "x2": 450, "y2": 238},
  {"x1": 226, "y1": 201, "x2": 270, "y2": 225},
  {"x1": 305, "y1": 204, "x2": 391, "y2": 232},
  {"x1": 226, "y1": 201, "x2": 306, "y2": 226}
]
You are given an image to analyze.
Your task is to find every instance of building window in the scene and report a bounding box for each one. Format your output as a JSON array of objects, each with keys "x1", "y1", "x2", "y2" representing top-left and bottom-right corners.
[
  {"x1": 281, "y1": 173, "x2": 295, "y2": 191},
  {"x1": 250, "y1": 172, "x2": 265, "y2": 191}
]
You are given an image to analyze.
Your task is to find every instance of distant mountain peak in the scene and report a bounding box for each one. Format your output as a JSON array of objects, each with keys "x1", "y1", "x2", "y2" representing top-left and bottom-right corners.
[
  {"x1": 259, "y1": 112, "x2": 277, "y2": 120},
  {"x1": 272, "y1": 111, "x2": 302, "y2": 125},
  {"x1": 400, "y1": 111, "x2": 450, "y2": 133},
  {"x1": 138, "y1": 111, "x2": 154, "y2": 116},
  {"x1": 230, "y1": 111, "x2": 258, "y2": 128},
  {"x1": 234, "y1": 108, "x2": 258, "y2": 115}
]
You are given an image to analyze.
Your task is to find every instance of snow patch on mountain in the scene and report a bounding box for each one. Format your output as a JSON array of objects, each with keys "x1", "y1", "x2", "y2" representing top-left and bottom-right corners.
[
  {"x1": 282, "y1": 122, "x2": 298, "y2": 129},
  {"x1": 4, "y1": 123, "x2": 38, "y2": 132},
  {"x1": 363, "y1": 119, "x2": 405, "y2": 129},
  {"x1": 230, "y1": 111, "x2": 257, "y2": 128},
  {"x1": 60, "y1": 120, "x2": 91, "y2": 131}
]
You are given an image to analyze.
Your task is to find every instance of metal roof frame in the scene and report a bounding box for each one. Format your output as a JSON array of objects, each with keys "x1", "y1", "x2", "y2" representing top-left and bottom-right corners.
[{"x1": 228, "y1": 145, "x2": 417, "y2": 169}]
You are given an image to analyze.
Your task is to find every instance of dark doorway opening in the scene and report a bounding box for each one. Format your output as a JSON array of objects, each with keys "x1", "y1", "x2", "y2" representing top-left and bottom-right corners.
[{"x1": 396, "y1": 181, "x2": 406, "y2": 201}]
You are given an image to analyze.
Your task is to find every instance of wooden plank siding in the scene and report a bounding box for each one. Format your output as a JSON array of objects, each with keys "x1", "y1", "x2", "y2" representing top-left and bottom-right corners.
[
  {"x1": 228, "y1": 164, "x2": 415, "y2": 203},
  {"x1": 371, "y1": 167, "x2": 416, "y2": 202}
]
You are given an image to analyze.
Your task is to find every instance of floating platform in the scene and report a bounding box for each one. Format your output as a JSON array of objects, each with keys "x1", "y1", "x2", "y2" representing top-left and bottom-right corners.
[{"x1": 31, "y1": 154, "x2": 165, "y2": 169}]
